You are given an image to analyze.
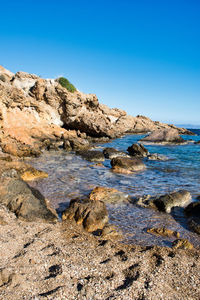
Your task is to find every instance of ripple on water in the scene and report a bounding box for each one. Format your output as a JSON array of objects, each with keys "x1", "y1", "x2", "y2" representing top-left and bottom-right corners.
[{"x1": 27, "y1": 133, "x2": 200, "y2": 247}]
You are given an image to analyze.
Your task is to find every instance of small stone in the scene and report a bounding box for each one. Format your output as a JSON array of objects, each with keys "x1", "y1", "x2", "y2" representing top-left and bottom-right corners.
[{"x1": 172, "y1": 239, "x2": 193, "y2": 250}]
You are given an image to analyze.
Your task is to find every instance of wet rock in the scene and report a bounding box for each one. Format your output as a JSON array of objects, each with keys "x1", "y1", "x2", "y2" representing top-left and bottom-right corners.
[
  {"x1": 111, "y1": 157, "x2": 146, "y2": 174},
  {"x1": 127, "y1": 143, "x2": 149, "y2": 157},
  {"x1": 133, "y1": 190, "x2": 191, "y2": 213},
  {"x1": 147, "y1": 227, "x2": 180, "y2": 238},
  {"x1": 153, "y1": 190, "x2": 191, "y2": 213},
  {"x1": 185, "y1": 201, "x2": 200, "y2": 234},
  {"x1": 147, "y1": 153, "x2": 168, "y2": 161},
  {"x1": 62, "y1": 198, "x2": 108, "y2": 232},
  {"x1": 141, "y1": 128, "x2": 185, "y2": 144},
  {"x1": 64, "y1": 137, "x2": 89, "y2": 151},
  {"x1": 103, "y1": 147, "x2": 128, "y2": 159},
  {"x1": 20, "y1": 167, "x2": 48, "y2": 181},
  {"x1": 172, "y1": 239, "x2": 193, "y2": 250},
  {"x1": 89, "y1": 186, "x2": 130, "y2": 204},
  {"x1": 0, "y1": 178, "x2": 57, "y2": 222},
  {"x1": 76, "y1": 150, "x2": 105, "y2": 162}
]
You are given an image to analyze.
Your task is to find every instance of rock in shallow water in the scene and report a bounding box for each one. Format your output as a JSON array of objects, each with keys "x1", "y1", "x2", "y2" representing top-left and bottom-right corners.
[
  {"x1": 76, "y1": 150, "x2": 105, "y2": 162},
  {"x1": 133, "y1": 190, "x2": 191, "y2": 213},
  {"x1": 111, "y1": 156, "x2": 146, "y2": 174},
  {"x1": 89, "y1": 186, "x2": 130, "y2": 204},
  {"x1": 141, "y1": 128, "x2": 185, "y2": 144},
  {"x1": 103, "y1": 147, "x2": 128, "y2": 159},
  {"x1": 62, "y1": 198, "x2": 108, "y2": 232},
  {"x1": 127, "y1": 143, "x2": 149, "y2": 157},
  {"x1": 185, "y1": 201, "x2": 200, "y2": 234}
]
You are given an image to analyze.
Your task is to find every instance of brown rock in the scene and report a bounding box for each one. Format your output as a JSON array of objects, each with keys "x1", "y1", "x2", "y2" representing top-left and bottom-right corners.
[
  {"x1": 172, "y1": 239, "x2": 193, "y2": 250},
  {"x1": 127, "y1": 143, "x2": 149, "y2": 157},
  {"x1": 147, "y1": 227, "x2": 180, "y2": 238},
  {"x1": 62, "y1": 198, "x2": 108, "y2": 232},
  {"x1": 111, "y1": 156, "x2": 146, "y2": 174},
  {"x1": 0, "y1": 177, "x2": 57, "y2": 222},
  {"x1": 141, "y1": 128, "x2": 185, "y2": 144},
  {"x1": 89, "y1": 186, "x2": 130, "y2": 204}
]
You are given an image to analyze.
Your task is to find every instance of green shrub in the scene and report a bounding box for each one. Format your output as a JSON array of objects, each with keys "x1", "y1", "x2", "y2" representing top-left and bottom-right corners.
[{"x1": 58, "y1": 77, "x2": 76, "y2": 93}]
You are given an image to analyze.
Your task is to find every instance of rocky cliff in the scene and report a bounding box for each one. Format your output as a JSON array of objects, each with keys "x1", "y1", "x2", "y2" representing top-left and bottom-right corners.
[{"x1": 0, "y1": 66, "x2": 191, "y2": 156}]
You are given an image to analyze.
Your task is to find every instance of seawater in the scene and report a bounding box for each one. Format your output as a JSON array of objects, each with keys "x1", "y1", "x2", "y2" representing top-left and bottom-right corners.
[{"x1": 28, "y1": 130, "x2": 200, "y2": 247}]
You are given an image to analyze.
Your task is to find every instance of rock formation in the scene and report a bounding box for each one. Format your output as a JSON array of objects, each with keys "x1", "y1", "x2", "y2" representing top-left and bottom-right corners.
[{"x1": 0, "y1": 65, "x2": 192, "y2": 157}]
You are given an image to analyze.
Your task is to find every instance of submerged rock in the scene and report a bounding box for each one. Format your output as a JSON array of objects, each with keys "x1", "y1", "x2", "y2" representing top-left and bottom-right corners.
[
  {"x1": 62, "y1": 198, "x2": 108, "y2": 232},
  {"x1": 147, "y1": 227, "x2": 180, "y2": 238},
  {"x1": 0, "y1": 178, "x2": 57, "y2": 222},
  {"x1": 147, "y1": 153, "x2": 168, "y2": 161},
  {"x1": 76, "y1": 150, "x2": 105, "y2": 162},
  {"x1": 111, "y1": 156, "x2": 146, "y2": 174},
  {"x1": 20, "y1": 167, "x2": 48, "y2": 181},
  {"x1": 89, "y1": 186, "x2": 130, "y2": 204},
  {"x1": 141, "y1": 128, "x2": 185, "y2": 144},
  {"x1": 127, "y1": 143, "x2": 149, "y2": 157}
]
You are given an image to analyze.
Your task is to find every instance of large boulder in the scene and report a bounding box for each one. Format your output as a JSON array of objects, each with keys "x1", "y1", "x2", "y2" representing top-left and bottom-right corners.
[
  {"x1": 62, "y1": 198, "x2": 108, "y2": 232},
  {"x1": 0, "y1": 177, "x2": 57, "y2": 222},
  {"x1": 111, "y1": 156, "x2": 146, "y2": 174},
  {"x1": 141, "y1": 128, "x2": 185, "y2": 144}
]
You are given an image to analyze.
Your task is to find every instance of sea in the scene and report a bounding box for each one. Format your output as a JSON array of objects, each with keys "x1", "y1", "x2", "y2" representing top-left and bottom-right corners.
[{"x1": 28, "y1": 129, "x2": 200, "y2": 248}]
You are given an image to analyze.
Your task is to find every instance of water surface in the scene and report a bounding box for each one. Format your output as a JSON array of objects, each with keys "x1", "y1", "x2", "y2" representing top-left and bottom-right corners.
[{"x1": 27, "y1": 132, "x2": 200, "y2": 247}]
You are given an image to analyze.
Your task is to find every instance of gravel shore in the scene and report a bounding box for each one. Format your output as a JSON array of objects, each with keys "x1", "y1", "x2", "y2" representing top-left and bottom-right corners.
[{"x1": 0, "y1": 204, "x2": 199, "y2": 300}]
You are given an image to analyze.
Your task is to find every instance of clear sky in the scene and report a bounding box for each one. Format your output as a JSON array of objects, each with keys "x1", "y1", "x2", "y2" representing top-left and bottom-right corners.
[{"x1": 1, "y1": 0, "x2": 200, "y2": 125}]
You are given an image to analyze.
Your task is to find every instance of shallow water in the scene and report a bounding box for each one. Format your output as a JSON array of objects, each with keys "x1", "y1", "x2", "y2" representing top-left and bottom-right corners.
[{"x1": 27, "y1": 131, "x2": 200, "y2": 248}]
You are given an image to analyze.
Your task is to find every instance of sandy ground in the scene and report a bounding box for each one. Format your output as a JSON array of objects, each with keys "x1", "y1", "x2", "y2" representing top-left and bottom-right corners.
[{"x1": 0, "y1": 204, "x2": 199, "y2": 300}]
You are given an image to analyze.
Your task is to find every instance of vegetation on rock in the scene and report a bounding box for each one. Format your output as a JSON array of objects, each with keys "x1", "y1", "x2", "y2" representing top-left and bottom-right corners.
[{"x1": 58, "y1": 77, "x2": 76, "y2": 93}]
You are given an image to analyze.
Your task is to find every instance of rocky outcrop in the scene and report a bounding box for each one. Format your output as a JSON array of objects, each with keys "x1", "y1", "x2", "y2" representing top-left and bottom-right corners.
[
  {"x1": 111, "y1": 156, "x2": 146, "y2": 174},
  {"x1": 0, "y1": 66, "x2": 192, "y2": 157},
  {"x1": 141, "y1": 128, "x2": 185, "y2": 144}
]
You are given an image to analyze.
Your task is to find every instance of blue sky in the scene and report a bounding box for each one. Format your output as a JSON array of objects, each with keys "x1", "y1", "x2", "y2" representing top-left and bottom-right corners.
[{"x1": 1, "y1": 0, "x2": 200, "y2": 125}]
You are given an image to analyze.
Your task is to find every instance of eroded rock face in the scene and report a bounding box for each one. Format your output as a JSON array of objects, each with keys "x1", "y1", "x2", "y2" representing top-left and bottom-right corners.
[
  {"x1": 111, "y1": 156, "x2": 146, "y2": 174},
  {"x1": 141, "y1": 128, "x2": 185, "y2": 144},
  {"x1": 62, "y1": 198, "x2": 108, "y2": 232},
  {"x1": 0, "y1": 66, "x2": 192, "y2": 157}
]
